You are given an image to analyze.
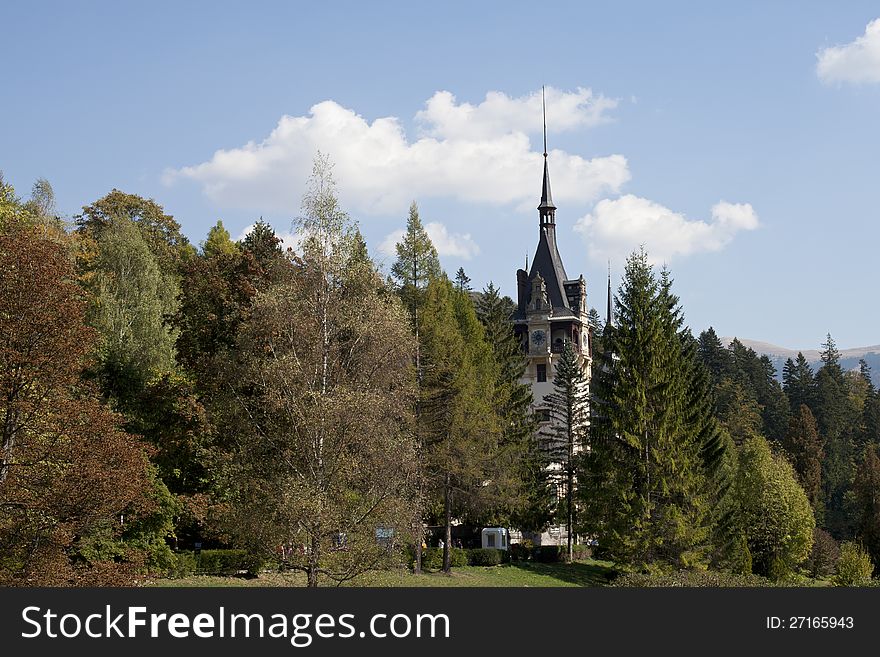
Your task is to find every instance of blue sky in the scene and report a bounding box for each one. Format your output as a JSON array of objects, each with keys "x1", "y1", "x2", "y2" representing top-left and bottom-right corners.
[{"x1": 2, "y1": 1, "x2": 879, "y2": 350}]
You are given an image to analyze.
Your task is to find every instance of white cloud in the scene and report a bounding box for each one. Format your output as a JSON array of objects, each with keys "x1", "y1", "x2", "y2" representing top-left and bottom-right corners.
[
  {"x1": 575, "y1": 195, "x2": 759, "y2": 264},
  {"x1": 164, "y1": 89, "x2": 629, "y2": 216},
  {"x1": 236, "y1": 223, "x2": 301, "y2": 253},
  {"x1": 378, "y1": 221, "x2": 480, "y2": 260},
  {"x1": 817, "y1": 18, "x2": 880, "y2": 84},
  {"x1": 415, "y1": 87, "x2": 617, "y2": 140}
]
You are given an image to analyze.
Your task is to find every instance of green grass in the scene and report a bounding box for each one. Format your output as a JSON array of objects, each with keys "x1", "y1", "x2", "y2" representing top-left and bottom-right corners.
[{"x1": 148, "y1": 559, "x2": 618, "y2": 588}]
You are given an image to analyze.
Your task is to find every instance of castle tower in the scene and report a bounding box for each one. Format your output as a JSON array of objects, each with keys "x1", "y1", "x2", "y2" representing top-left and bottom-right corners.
[{"x1": 511, "y1": 96, "x2": 591, "y2": 544}]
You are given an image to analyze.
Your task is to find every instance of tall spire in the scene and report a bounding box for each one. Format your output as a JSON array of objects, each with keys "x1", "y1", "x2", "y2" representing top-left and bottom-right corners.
[
  {"x1": 606, "y1": 261, "x2": 614, "y2": 327},
  {"x1": 538, "y1": 86, "x2": 556, "y2": 217},
  {"x1": 542, "y1": 85, "x2": 548, "y2": 158}
]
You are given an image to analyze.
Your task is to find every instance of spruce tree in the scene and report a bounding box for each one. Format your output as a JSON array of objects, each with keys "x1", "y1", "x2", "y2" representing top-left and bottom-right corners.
[
  {"x1": 815, "y1": 334, "x2": 859, "y2": 537},
  {"x1": 782, "y1": 405, "x2": 824, "y2": 521},
  {"x1": 783, "y1": 353, "x2": 816, "y2": 413},
  {"x1": 454, "y1": 267, "x2": 472, "y2": 292},
  {"x1": 853, "y1": 446, "x2": 880, "y2": 568},
  {"x1": 697, "y1": 327, "x2": 732, "y2": 389},
  {"x1": 583, "y1": 250, "x2": 710, "y2": 569},
  {"x1": 391, "y1": 201, "x2": 442, "y2": 334},
  {"x1": 541, "y1": 342, "x2": 589, "y2": 561}
]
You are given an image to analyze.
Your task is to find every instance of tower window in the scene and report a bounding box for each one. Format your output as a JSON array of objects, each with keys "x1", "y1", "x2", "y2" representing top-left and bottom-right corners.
[
  {"x1": 536, "y1": 364, "x2": 547, "y2": 382},
  {"x1": 536, "y1": 409, "x2": 551, "y2": 423}
]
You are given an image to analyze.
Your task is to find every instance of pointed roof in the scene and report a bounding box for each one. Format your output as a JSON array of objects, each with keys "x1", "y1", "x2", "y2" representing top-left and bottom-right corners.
[
  {"x1": 538, "y1": 156, "x2": 555, "y2": 211},
  {"x1": 529, "y1": 227, "x2": 569, "y2": 311}
]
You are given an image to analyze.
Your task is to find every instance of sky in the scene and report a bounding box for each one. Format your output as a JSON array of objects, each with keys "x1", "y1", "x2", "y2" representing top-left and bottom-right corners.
[{"x1": 2, "y1": 1, "x2": 879, "y2": 350}]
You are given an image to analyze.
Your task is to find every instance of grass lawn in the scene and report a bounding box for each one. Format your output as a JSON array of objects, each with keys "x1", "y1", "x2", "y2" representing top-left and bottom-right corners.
[{"x1": 148, "y1": 559, "x2": 618, "y2": 588}]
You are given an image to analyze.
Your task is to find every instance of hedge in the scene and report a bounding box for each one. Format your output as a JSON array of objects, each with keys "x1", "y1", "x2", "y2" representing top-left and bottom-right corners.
[
  {"x1": 166, "y1": 549, "x2": 266, "y2": 578},
  {"x1": 531, "y1": 546, "x2": 561, "y2": 562},
  {"x1": 467, "y1": 548, "x2": 505, "y2": 566},
  {"x1": 421, "y1": 547, "x2": 468, "y2": 569},
  {"x1": 613, "y1": 570, "x2": 774, "y2": 587}
]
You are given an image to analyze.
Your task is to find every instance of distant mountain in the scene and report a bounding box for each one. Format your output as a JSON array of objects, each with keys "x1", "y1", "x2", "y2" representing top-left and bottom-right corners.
[{"x1": 720, "y1": 338, "x2": 880, "y2": 386}]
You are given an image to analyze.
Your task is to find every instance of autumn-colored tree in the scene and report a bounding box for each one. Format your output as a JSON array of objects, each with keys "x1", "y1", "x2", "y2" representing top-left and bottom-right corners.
[
  {"x1": 76, "y1": 189, "x2": 193, "y2": 273},
  {"x1": 0, "y1": 223, "x2": 155, "y2": 585},
  {"x1": 173, "y1": 223, "x2": 284, "y2": 382}
]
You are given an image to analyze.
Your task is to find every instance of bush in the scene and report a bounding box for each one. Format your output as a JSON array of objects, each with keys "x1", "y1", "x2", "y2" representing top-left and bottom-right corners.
[
  {"x1": 421, "y1": 547, "x2": 468, "y2": 569},
  {"x1": 834, "y1": 542, "x2": 874, "y2": 586},
  {"x1": 467, "y1": 548, "x2": 505, "y2": 566},
  {"x1": 806, "y1": 528, "x2": 839, "y2": 579},
  {"x1": 168, "y1": 552, "x2": 196, "y2": 579},
  {"x1": 196, "y1": 549, "x2": 249, "y2": 575},
  {"x1": 614, "y1": 569, "x2": 774, "y2": 587},
  {"x1": 509, "y1": 543, "x2": 531, "y2": 562},
  {"x1": 532, "y1": 546, "x2": 561, "y2": 563},
  {"x1": 570, "y1": 544, "x2": 592, "y2": 561}
]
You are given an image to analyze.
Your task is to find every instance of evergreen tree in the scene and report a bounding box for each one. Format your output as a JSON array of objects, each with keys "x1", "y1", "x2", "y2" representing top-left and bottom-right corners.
[
  {"x1": 454, "y1": 267, "x2": 472, "y2": 292},
  {"x1": 202, "y1": 220, "x2": 238, "y2": 258},
  {"x1": 783, "y1": 353, "x2": 816, "y2": 413},
  {"x1": 715, "y1": 377, "x2": 764, "y2": 446},
  {"x1": 584, "y1": 250, "x2": 709, "y2": 569},
  {"x1": 542, "y1": 342, "x2": 589, "y2": 561},
  {"x1": 853, "y1": 445, "x2": 880, "y2": 569},
  {"x1": 697, "y1": 327, "x2": 732, "y2": 389},
  {"x1": 419, "y1": 277, "x2": 498, "y2": 572},
  {"x1": 815, "y1": 334, "x2": 859, "y2": 537},
  {"x1": 782, "y1": 405, "x2": 824, "y2": 521},
  {"x1": 728, "y1": 339, "x2": 789, "y2": 442},
  {"x1": 390, "y1": 201, "x2": 441, "y2": 573},
  {"x1": 476, "y1": 283, "x2": 547, "y2": 531},
  {"x1": 391, "y1": 201, "x2": 442, "y2": 333},
  {"x1": 587, "y1": 307, "x2": 602, "y2": 334}
]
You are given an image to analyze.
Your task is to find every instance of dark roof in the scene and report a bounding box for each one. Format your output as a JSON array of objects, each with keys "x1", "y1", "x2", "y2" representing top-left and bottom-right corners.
[
  {"x1": 529, "y1": 227, "x2": 569, "y2": 311},
  {"x1": 538, "y1": 156, "x2": 555, "y2": 210}
]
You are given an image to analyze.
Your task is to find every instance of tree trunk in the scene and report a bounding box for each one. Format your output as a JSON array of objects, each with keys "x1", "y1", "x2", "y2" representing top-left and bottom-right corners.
[
  {"x1": 414, "y1": 529, "x2": 423, "y2": 575},
  {"x1": 566, "y1": 402, "x2": 574, "y2": 563},
  {"x1": 0, "y1": 407, "x2": 18, "y2": 486},
  {"x1": 443, "y1": 471, "x2": 452, "y2": 573},
  {"x1": 412, "y1": 271, "x2": 424, "y2": 575},
  {"x1": 307, "y1": 533, "x2": 320, "y2": 587},
  {"x1": 567, "y1": 462, "x2": 574, "y2": 563}
]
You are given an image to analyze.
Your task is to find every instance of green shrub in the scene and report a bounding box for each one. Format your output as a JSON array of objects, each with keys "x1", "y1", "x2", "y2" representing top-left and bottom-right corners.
[
  {"x1": 467, "y1": 548, "x2": 504, "y2": 566},
  {"x1": 241, "y1": 552, "x2": 268, "y2": 577},
  {"x1": 613, "y1": 569, "x2": 774, "y2": 587},
  {"x1": 532, "y1": 546, "x2": 561, "y2": 563},
  {"x1": 196, "y1": 549, "x2": 249, "y2": 575},
  {"x1": 421, "y1": 547, "x2": 468, "y2": 569},
  {"x1": 834, "y1": 542, "x2": 874, "y2": 586},
  {"x1": 168, "y1": 552, "x2": 196, "y2": 579}
]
